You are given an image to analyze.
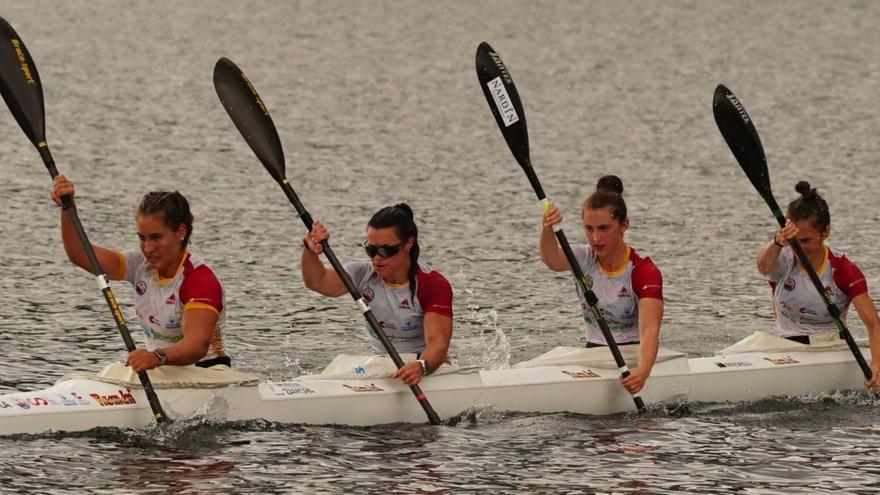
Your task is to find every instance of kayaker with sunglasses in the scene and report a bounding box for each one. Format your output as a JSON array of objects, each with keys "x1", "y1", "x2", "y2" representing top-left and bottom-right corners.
[
  {"x1": 50, "y1": 175, "x2": 230, "y2": 373},
  {"x1": 301, "y1": 203, "x2": 453, "y2": 386},
  {"x1": 540, "y1": 175, "x2": 663, "y2": 394}
]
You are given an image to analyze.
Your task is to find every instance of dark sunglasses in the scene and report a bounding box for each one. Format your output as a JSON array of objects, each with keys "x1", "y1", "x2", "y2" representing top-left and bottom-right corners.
[{"x1": 362, "y1": 241, "x2": 403, "y2": 259}]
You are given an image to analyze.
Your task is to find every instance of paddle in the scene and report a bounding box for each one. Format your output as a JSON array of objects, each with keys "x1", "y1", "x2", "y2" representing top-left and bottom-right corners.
[
  {"x1": 712, "y1": 83, "x2": 872, "y2": 381},
  {"x1": 475, "y1": 42, "x2": 647, "y2": 413},
  {"x1": 212, "y1": 57, "x2": 443, "y2": 425},
  {"x1": 0, "y1": 16, "x2": 169, "y2": 422}
]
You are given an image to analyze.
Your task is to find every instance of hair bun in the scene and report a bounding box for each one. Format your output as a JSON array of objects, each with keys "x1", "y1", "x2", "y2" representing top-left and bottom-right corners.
[
  {"x1": 794, "y1": 181, "x2": 819, "y2": 199},
  {"x1": 596, "y1": 175, "x2": 624, "y2": 195},
  {"x1": 393, "y1": 202, "x2": 414, "y2": 219}
]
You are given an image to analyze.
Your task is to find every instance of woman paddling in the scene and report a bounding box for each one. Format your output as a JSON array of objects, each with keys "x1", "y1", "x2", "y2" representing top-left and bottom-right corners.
[
  {"x1": 301, "y1": 204, "x2": 452, "y2": 386},
  {"x1": 51, "y1": 176, "x2": 230, "y2": 372},
  {"x1": 540, "y1": 175, "x2": 663, "y2": 394},
  {"x1": 757, "y1": 181, "x2": 880, "y2": 390}
]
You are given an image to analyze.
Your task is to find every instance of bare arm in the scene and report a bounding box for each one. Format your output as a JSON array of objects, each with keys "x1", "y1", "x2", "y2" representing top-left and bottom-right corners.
[
  {"x1": 300, "y1": 220, "x2": 347, "y2": 297},
  {"x1": 125, "y1": 308, "x2": 218, "y2": 371},
  {"x1": 394, "y1": 312, "x2": 452, "y2": 386},
  {"x1": 169, "y1": 308, "x2": 218, "y2": 365},
  {"x1": 539, "y1": 204, "x2": 570, "y2": 272},
  {"x1": 51, "y1": 175, "x2": 123, "y2": 279},
  {"x1": 757, "y1": 220, "x2": 797, "y2": 275},
  {"x1": 620, "y1": 297, "x2": 663, "y2": 394},
  {"x1": 852, "y1": 293, "x2": 880, "y2": 390},
  {"x1": 420, "y1": 312, "x2": 452, "y2": 373}
]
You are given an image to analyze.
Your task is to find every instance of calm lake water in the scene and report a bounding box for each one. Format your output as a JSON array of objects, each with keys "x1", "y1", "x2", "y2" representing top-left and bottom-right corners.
[{"x1": 1, "y1": 0, "x2": 879, "y2": 493}]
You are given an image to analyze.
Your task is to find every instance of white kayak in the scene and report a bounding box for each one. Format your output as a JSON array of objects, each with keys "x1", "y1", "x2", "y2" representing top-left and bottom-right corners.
[{"x1": 0, "y1": 331, "x2": 872, "y2": 436}]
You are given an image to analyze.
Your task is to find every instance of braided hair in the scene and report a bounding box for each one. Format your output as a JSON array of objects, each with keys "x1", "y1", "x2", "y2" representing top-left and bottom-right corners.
[{"x1": 368, "y1": 203, "x2": 419, "y2": 299}]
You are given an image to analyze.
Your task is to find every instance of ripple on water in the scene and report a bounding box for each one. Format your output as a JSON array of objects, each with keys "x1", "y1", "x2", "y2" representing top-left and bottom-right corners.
[{"x1": 2, "y1": 0, "x2": 880, "y2": 492}]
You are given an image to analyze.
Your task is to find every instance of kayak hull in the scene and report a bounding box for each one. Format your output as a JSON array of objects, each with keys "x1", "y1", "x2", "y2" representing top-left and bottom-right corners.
[{"x1": 0, "y1": 347, "x2": 869, "y2": 435}]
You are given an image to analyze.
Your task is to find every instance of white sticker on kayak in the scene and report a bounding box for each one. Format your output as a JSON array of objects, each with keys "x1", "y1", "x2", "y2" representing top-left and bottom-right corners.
[
  {"x1": 487, "y1": 76, "x2": 519, "y2": 127},
  {"x1": 266, "y1": 381, "x2": 316, "y2": 396}
]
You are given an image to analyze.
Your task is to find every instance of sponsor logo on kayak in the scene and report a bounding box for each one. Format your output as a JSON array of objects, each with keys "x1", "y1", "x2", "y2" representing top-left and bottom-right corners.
[
  {"x1": 725, "y1": 93, "x2": 750, "y2": 124},
  {"x1": 342, "y1": 383, "x2": 384, "y2": 393},
  {"x1": 562, "y1": 369, "x2": 600, "y2": 379},
  {"x1": 0, "y1": 400, "x2": 13, "y2": 409},
  {"x1": 136, "y1": 281, "x2": 147, "y2": 295},
  {"x1": 14, "y1": 396, "x2": 54, "y2": 409},
  {"x1": 55, "y1": 392, "x2": 91, "y2": 407},
  {"x1": 764, "y1": 356, "x2": 800, "y2": 366},
  {"x1": 487, "y1": 76, "x2": 519, "y2": 127},
  {"x1": 783, "y1": 277, "x2": 796, "y2": 291},
  {"x1": 715, "y1": 361, "x2": 753, "y2": 368},
  {"x1": 90, "y1": 388, "x2": 137, "y2": 407},
  {"x1": 267, "y1": 382, "x2": 316, "y2": 396},
  {"x1": 11, "y1": 39, "x2": 37, "y2": 86}
]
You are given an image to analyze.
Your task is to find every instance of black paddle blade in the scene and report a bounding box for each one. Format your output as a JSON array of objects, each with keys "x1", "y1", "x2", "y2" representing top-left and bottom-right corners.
[
  {"x1": 475, "y1": 42, "x2": 530, "y2": 170},
  {"x1": 213, "y1": 57, "x2": 286, "y2": 183},
  {"x1": 713, "y1": 84, "x2": 772, "y2": 198},
  {"x1": 0, "y1": 16, "x2": 46, "y2": 147}
]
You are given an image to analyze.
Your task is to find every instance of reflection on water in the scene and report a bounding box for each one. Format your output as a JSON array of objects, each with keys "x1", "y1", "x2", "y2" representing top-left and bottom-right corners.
[{"x1": 2, "y1": 0, "x2": 880, "y2": 492}]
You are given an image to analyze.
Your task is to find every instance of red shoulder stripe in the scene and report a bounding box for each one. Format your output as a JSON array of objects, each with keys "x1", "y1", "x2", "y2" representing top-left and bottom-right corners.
[{"x1": 415, "y1": 268, "x2": 453, "y2": 317}]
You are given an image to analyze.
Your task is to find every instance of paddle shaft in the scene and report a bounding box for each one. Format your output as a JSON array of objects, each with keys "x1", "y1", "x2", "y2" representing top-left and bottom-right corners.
[
  {"x1": 763, "y1": 196, "x2": 872, "y2": 380},
  {"x1": 279, "y1": 180, "x2": 442, "y2": 425},
  {"x1": 40, "y1": 144, "x2": 169, "y2": 422}
]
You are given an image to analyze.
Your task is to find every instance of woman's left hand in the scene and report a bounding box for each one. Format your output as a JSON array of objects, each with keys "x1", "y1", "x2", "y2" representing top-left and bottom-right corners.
[
  {"x1": 125, "y1": 349, "x2": 161, "y2": 373},
  {"x1": 393, "y1": 361, "x2": 425, "y2": 386},
  {"x1": 620, "y1": 366, "x2": 649, "y2": 394}
]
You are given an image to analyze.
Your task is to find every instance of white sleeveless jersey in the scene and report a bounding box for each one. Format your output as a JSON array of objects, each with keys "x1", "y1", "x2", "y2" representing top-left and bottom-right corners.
[
  {"x1": 116, "y1": 250, "x2": 227, "y2": 361},
  {"x1": 571, "y1": 245, "x2": 663, "y2": 345},
  {"x1": 768, "y1": 246, "x2": 867, "y2": 337},
  {"x1": 344, "y1": 260, "x2": 452, "y2": 354}
]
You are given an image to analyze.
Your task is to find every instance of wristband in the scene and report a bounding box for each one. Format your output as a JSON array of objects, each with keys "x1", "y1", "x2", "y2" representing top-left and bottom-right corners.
[
  {"x1": 417, "y1": 359, "x2": 431, "y2": 375},
  {"x1": 773, "y1": 238, "x2": 783, "y2": 248},
  {"x1": 153, "y1": 348, "x2": 167, "y2": 366}
]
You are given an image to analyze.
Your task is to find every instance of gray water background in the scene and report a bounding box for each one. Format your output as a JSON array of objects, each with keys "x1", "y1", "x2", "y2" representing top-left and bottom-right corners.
[{"x1": 1, "y1": 0, "x2": 879, "y2": 492}]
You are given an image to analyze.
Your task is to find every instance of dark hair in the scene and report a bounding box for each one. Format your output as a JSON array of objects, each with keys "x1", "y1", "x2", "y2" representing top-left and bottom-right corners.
[
  {"x1": 787, "y1": 181, "x2": 830, "y2": 233},
  {"x1": 582, "y1": 175, "x2": 627, "y2": 221},
  {"x1": 368, "y1": 203, "x2": 419, "y2": 298},
  {"x1": 137, "y1": 191, "x2": 194, "y2": 249}
]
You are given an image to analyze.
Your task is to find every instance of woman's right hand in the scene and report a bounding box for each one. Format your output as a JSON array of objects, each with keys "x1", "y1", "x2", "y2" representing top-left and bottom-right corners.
[
  {"x1": 303, "y1": 220, "x2": 329, "y2": 255},
  {"x1": 774, "y1": 219, "x2": 798, "y2": 247},
  {"x1": 542, "y1": 204, "x2": 562, "y2": 231},
  {"x1": 50, "y1": 174, "x2": 74, "y2": 207}
]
